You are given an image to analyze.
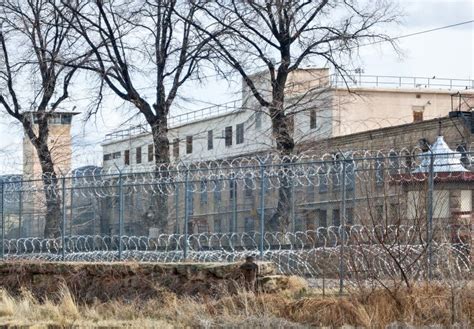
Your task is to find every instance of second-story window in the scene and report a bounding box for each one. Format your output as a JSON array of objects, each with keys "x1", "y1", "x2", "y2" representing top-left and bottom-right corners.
[
  {"x1": 208, "y1": 130, "x2": 213, "y2": 150},
  {"x1": 112, "y1": 152, "x2": 121, "y2": 159},
  {"x1": 136, "y1": 147, "x2": 142, "y2": 164},
  {"x1": 225, "y1": 126, "x2": 232, "y2": 147},
  {"x1": 103, "y1": 154, "x2": 112, "y2": 161},
  {"x1": 310, "y1": 109, "x2": 317, "y2": 129},
  {"x1": 124, "y1": 150, "x2": 130, "y2": 165},
  {"x1": 186, "y1": 136, "x2": 193, "y2": 154},
  {"x1": 148, "y1": 144, "x2": 154, "y2": 162},
  {"x1": 173, "y1": 138, "x2": 179, "y2": 158},
  {"x1": 236, "y1": 123, "x2": 244, "y2": 144}
]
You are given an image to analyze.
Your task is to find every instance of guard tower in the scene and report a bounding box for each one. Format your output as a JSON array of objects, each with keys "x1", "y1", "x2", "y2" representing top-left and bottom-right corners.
[{"x1": 22, "y1": 111, "x2": 78, "y2": 237}]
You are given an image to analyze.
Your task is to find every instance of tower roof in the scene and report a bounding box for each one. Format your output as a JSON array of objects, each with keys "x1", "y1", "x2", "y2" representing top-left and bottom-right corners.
[{"x1": 413, "y1": 135, "x2": 468, "y2": 173}]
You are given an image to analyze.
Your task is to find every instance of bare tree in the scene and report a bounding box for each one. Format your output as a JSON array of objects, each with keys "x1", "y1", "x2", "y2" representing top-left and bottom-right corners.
[
  {"x1": 58, "y1": 0, "x2": 214, "y2": 232},
  {"x1": 0, "y1": 0, "x2": 86, "y2": 237},
  {"x1": 189, "y1": 0, "x2": 399, "y2": 230}
]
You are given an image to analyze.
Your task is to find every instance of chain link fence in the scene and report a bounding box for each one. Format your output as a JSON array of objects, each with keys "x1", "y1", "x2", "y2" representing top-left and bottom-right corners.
[{"x1": 0, "y1": 148, "x2": 472, "y2": 287}]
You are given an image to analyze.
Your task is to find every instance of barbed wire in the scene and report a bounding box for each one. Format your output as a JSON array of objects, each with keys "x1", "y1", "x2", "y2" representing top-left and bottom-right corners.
[
  {"x1": 1, "y1": 150, "x2": 472, "y2": 202},
  {"x1": 2, "y1": 226, "x2": 470, "y2": 280}
]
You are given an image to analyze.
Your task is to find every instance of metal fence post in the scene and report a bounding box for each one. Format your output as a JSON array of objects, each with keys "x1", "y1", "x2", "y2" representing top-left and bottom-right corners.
[
  {"x1": 259, "y1": 160, "x2": 266, "y2": 259},
  {"x1": 427, "y1": 151, "x2": 435, "y2": 281},
  {"x1": 61, "y1": 176, "x2": 67, "y2": 260},
  {"x1": 183, "y1": 168, "x2": 190, "y2": 261},
  {"x1": 290, "y1": 175, "x2": 296, "y2": 233},
  {"x1": 1, "y1": 181, "x2": 4, "y2": 260},
  {"x1": 18, "y1": 188, "x2": 22, "y2": 239},
  {"x1": 231, "y1": 175, "x2": 237, "y2": 233},
  {"x1": 175, "y1": 182, "x2": 179, "y2": 234},
  {"x1": 339, "y1": 159, "x2": 347, "y2": 295},
  {"x1": 118, "y1": 170, "x2": 124, "y2": 261},
  {"x1": 70, "y1": 183, "x2": 74, "y2": 236}
]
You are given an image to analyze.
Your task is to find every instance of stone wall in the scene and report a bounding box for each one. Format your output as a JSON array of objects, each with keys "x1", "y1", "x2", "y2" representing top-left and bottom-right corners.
[{"x1": 0, "y1": 261, "x2": 277, "y2": 303}]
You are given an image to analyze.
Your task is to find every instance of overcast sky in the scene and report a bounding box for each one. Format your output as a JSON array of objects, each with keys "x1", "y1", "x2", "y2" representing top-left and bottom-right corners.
[{"x1": 0, "y1": 0, "x2": 473, "y2": 174}]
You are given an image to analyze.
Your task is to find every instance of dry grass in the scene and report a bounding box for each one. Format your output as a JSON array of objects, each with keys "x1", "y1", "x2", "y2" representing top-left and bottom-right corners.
[{"x1": 0, "y1": 281, "x2": 472, "y2": 328}]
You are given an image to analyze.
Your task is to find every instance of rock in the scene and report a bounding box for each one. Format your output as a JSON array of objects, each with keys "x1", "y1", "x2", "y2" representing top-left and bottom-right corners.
[{"x1": 259, "y1": 275, "x2": 308, "y2": 293}]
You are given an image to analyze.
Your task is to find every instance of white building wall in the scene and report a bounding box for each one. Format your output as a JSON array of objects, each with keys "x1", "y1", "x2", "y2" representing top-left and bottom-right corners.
[{"x1": 102, "y1": 69, "x2": 474, "y2": 170}]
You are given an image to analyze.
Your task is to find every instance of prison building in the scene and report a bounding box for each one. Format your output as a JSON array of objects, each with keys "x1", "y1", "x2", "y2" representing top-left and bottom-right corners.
[
  {"x1": 101, "y1": 69, "x2": 474, "y2": 170},
  {"x1": 93, "y1": 112, "x2": 473, "y2": 244},
  {"x1": 98, "y1": 69, "x2": 474, "y2": 237}
]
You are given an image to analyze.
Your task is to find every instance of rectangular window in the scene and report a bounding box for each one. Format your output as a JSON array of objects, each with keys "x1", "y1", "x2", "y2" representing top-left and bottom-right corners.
[
  {"x1": 332, "y1": 209, "x2": 340, "y2": 227},
  {"x1": 214, "y1": 179, "x2": 221, "y2": 203},
  {"x1": 207, "y1": 130, "x2": 213, "y2": 150},
  {"x1": 319, "y1": 165, "x2": 328, "y2": 193},
  {"x1": 148, "y1": 144, "x2": 154, "y2": 162},
  {"x1": 112, "y1": 152, "x2": 121, "y2": 159},
  {"x1": 346, "y1": 207, "x2": 354, "y2": 225},
  {"x1": 375, "y1": 156, "x2": 384, "y2": 186},
  {"x1": 318, "y1": 209, "x2": 327, "y2": 228},
  {"x1": 236, "y1": 123, "x2": 244, "y2": 144},
  {"x1": 136, "y1": 147, "x2": 142, "y2": 164},
  {"x1": 186, "y1": 184, "x2": 194, "y2": 215},
  {"x1": 412, "y1": 106, "x2": 424, "y2": 122},
  {"x1": 390, "y1": 203, "x2": 399, "y2": 221},
  {"x1": 103, "y1": 153, "x2": 112, "y2": 161},
  {"x1": 214, "y1": 216, "x2": 222, "y2": 233},
  {"x1": 173, "y1": 138, "x2": 179, "y2": 158},
  {"x1": 61, "y1": 114, "x2": 72, "y2": 125},
  {"x1": 225, "y1": 126, "x2": 232, "y2": 147},
  {"x1": 332, "y1": 158, "x2": 341, "y2": 191},
  {"x1": 124, "y1": 150, "x2": 130, "y2": 165},
  {"x1": 200, "y1": 180, "x2": 208, "y2": 206},
  {"x1": 244, "y1": 217, "x2": 254, "y2": 232},
  {"x1": 255, "y1": 111, "x2": 262, "y2": 129},
  {"x1": 244, "y1": 177, "x2": 253, "y2": 198},
  {"x1": 375, "y1": 205, "x2": 384, "y2": 221},
  {"x1": 309, "y1": 109, "x2": 317, "y2": 129},
  {"x1": 229, "y1": 177, "x2": 237, "y2": 201},
  {"x1": 186, "y1": 136, "x2": 193, "y2": 154},
  {"x1": 307, "y1": 183, "x2": 315, "y2": 202},
  {"x1": 388, "y1": 152, "x2": 399, "y2": 176}
]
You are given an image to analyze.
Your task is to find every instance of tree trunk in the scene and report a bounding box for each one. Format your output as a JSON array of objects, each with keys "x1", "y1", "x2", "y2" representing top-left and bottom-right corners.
[
  {"x1": 36, "y1": 137, "x2": 62, "y2": 238},
  {"x1": 268, "y1": 92, "x2": 295, "y2": 232},
  {"x1": 149, "y1": 114, "x2": 170, "y2": 234}
]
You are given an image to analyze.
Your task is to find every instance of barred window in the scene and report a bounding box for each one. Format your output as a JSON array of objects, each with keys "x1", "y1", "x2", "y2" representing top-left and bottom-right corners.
[
  {"x1": 208, "y1": 130, "x2": 213, "y2": 150},
  {"x1": 236, "y1": 123, "x2": 244, "y2": 144},
  {"x1": 225, "y1": 126, "x2": 232, "y2": 146},
  {"x1": 136, "y1": 147, "x2": 142, "y2": 164},
  {"x1": 148, "y1": 144, "x2": 154, "y2": 162},
  {"x1": 173, "y1": 138, "x2": 179, "y2": 158},
  {"x1": 186, "y1": 136, "x2": 193, "y2": 154},
  {"x1": 124, "y1": 150, "x2": 130, "y2": 165}
]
